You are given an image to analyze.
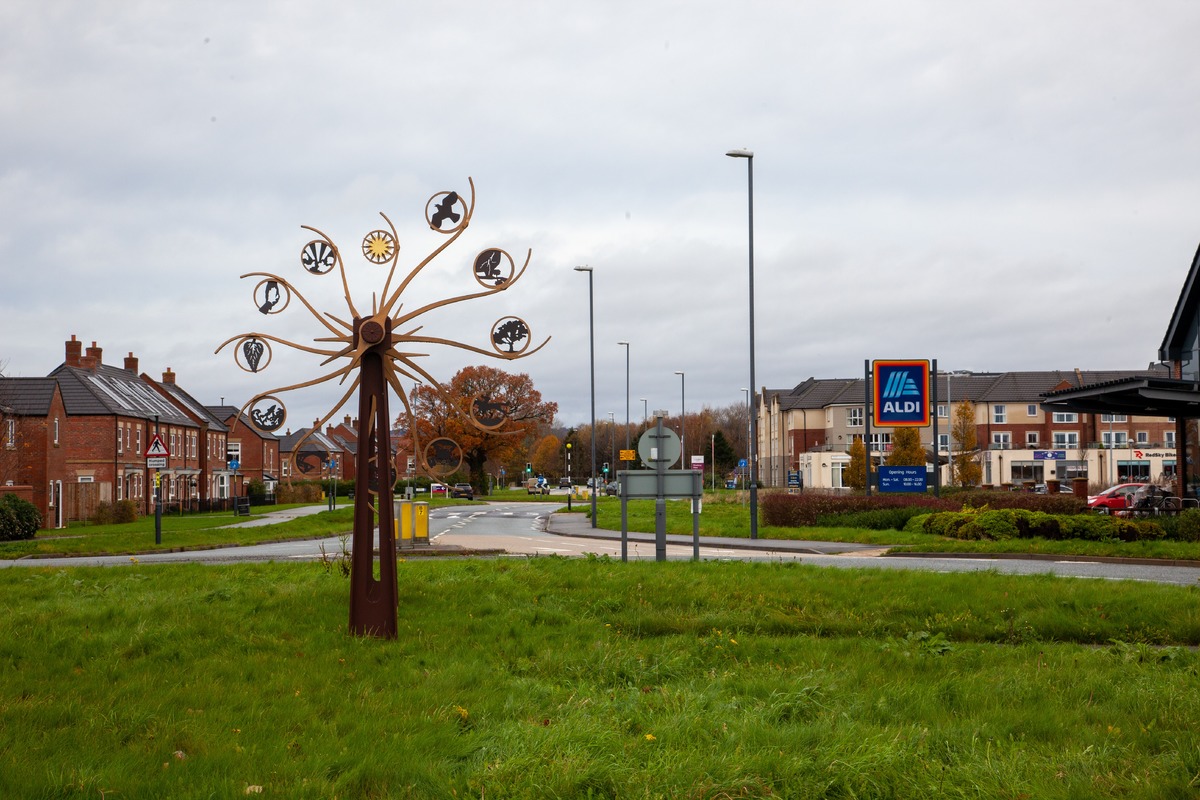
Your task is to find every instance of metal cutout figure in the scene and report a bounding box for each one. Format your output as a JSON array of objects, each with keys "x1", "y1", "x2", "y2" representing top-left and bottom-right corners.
[{"x1": 216, "y1": 178, "x2": 548, "y2": 638}]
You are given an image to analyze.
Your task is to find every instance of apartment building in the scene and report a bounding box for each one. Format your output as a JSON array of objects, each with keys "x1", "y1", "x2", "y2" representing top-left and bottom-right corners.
[{"x1": 760, "y1": 367, "x2": 1175, "y2": 491}]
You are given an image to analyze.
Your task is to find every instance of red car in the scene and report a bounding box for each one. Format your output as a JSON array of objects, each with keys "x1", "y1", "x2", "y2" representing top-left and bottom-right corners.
[{"x1": 1087, "y1": 483, "x2": 1146, "y2": 514}]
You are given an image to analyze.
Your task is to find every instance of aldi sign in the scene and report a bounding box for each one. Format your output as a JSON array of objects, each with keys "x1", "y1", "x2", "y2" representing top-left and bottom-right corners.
[{"x1": 872, "y1": 359, "x2": 930, "y2": 427}]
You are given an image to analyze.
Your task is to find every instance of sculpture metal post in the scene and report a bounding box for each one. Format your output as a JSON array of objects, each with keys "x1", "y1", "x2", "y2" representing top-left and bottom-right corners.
[{"x1": 217, "y1": 178, "x2": 548, "y2": 638}]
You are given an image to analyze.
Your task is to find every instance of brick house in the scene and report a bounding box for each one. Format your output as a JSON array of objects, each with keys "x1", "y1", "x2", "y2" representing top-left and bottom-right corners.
[
  {"x1": 142, "y1": 368, "x2": 232, "y2": 509},
  {"x1": 278, "y1": 425, "x2": 346, "y2": 484},
  {"x1": 763, "y1": 367, "x2": 1175, "y2": 491},
  {"x1": 0, "y1": 378, "x2": 68, "y2": 528},
  {"x1": 206, "y1": 404, "x2": 281, "y2": 499},
  {"x1": 49, "y1": 337, "x2": 208, "y2": 517}
]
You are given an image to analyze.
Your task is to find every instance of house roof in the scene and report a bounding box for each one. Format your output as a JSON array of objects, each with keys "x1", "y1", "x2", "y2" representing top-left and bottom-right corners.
[
  {"x1": 151, "y1": 380, "x2": 229, "y2": 431},
  {"x1": 0, "y1": 377, "x2": 60, "y2": 415},
  {"x1": 50, "y1": 364, "x2": 194, "y2": 425}
]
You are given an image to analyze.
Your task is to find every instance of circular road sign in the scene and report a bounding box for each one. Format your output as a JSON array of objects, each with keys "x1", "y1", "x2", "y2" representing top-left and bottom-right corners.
[{"x1": 637, "y1": 426, "x2": 681, "y2": 468}]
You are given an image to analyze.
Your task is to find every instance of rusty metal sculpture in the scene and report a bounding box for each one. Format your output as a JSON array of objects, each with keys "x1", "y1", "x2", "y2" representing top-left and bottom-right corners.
[{"x1": 216, "y1": 179, "x2": 548, "y2": 638}]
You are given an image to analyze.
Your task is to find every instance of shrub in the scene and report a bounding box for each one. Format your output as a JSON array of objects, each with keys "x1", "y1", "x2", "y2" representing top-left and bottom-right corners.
[
  {"x1": 1172, "y1": 509, "x2": 1200, "y2": 543},
  {"x1": 0, "y1": 493, "x2": 42, "y2": 540}
]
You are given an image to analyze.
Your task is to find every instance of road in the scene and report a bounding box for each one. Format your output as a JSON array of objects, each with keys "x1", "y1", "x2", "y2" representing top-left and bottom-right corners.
[{"x1": 5, "y1": 502, "x2": 1200, "y2": 587}]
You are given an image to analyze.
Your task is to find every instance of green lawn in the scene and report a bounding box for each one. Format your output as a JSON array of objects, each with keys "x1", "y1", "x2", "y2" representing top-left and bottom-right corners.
[
  {"x1": 2, "y1": 558, "x2": 1198, "y2": 798},
  {"x1": 7, "y1": 492, "x2": 1200, "y2": 562}
]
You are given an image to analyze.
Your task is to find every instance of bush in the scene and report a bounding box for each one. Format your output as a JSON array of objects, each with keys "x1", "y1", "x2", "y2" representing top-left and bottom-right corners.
[
  {"x1": 1171, "y1": 509, "x2": 1200, "y2": 543},
  {"x1": 0, "y1": 493, "x2": 41, "y2": 540}
]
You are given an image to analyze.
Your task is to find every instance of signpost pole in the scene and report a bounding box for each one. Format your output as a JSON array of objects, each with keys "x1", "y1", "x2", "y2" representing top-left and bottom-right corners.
[
  {"x1": 654, "y1": 413, "x2": 667, "y2": 562},
  {"x1": 154, "y1": 470, "x2": 162, "y2": 545}
]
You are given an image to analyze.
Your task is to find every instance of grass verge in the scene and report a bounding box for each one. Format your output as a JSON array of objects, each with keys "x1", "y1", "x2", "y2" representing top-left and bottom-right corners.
[{"x1": 2, "y1": 558, "x2": 1199, "y2": 798}]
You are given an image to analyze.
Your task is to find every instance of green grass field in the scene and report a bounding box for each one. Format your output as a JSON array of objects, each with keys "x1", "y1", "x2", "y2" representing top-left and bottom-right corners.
[{"x1": 2, "y1": 557, "x2": 1199, "y2": 798}]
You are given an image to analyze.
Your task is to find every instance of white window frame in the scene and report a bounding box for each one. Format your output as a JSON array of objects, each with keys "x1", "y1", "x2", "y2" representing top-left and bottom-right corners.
[
  {"x1": 1027, "y1": 404, "x2": 1038, "y2": 417},
  {"x1": 4, "y1": 419, "x2": 13, "y2": 449},
  {"x1": 1052, "y1": 412, "x2": 1078, "y2": 423},
  {"x1": 1053, "y1": 431, "x2": 1079, "y2": 448},
  {"x1": 847, "y1": 407, "x2": 863, "y2": 427},
  {"x1": 992, "y1": 432, "x2": 1011, "y2": 448},
  {"x1": 993, "y1": 405, "x2": 1007, "y2": 424}
]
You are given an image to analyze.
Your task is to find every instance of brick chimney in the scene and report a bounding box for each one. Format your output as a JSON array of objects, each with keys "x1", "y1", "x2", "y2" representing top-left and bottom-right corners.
[
  {"x1": 124, "y1": 352, "x2": 139, "y2": 372},
  {"x1": 65, "y1": 335, "x2": 83, "y2": 367},
  {"x1": 162, "y1": 368, "x2": 176, "y2": 385},
  {"x1": 79, "y1": 341, "x2": 102, "y2": 370}
]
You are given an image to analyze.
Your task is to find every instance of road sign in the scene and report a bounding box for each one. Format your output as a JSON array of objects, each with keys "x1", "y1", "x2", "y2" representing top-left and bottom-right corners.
[
  {"x1": 147, "y1": 457, "x2": 167, "y2": 469},
  {"x1": 872, "y1": 359, "x2": 930, "y2": 427},
  {"x1": 637, "y1": 427, "x2": 681, "y2": 468},
  {"x1": 619, "y1": 449, "x2": 636, "y2": 462},
  {"x1": 145, "y1": 434, "x2": 170, "y2": 458}
]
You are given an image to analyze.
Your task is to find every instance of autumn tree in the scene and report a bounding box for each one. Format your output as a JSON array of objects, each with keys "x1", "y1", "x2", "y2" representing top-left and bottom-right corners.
[
  {"x1": 403, "y1": 365, "x2": 557, "y2": 493},
  {"x1": 845, "y1": 437, "x2": 867, "y2": 491},
  {"x1": 951, "y1": 400, "x2": 982, "y2": 487},
  {"x1": 531, "y1": 434, "x2": 562, "y2": 478},
  {"x1": 886, "y1": 427, "x2": 926, "y2": 467}
]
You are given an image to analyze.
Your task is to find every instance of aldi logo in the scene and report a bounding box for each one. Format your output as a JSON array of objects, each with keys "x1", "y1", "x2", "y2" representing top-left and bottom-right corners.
[{"x1": 872, "y1": 360, "x2": 930, "y2": 427}]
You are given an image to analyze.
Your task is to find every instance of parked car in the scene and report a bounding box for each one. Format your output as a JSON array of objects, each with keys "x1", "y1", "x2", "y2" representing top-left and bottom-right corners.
[
  {"x1": 559, "y1": 477, "x2": 572, "y2": 489},
  {"x1": 604, "y1": 481, "x2": 619, "y2": 496},
  {"x1": 1087, "y1": 483, "x2": 1145, "y2": 514},
  {"x1": 450, "y1": 483, "x2": 474, "y2": 500}
]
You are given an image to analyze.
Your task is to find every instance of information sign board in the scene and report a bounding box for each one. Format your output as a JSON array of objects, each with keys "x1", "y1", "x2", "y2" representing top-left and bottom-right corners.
[{"x1": 878, "y1": 466, "x2": 928, "y2": 492}]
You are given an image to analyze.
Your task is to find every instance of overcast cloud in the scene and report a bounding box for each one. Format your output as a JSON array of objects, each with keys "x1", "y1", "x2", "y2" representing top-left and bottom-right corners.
[{"x1": 4, "y1": 1, "x2": 1200, "y2": 430}]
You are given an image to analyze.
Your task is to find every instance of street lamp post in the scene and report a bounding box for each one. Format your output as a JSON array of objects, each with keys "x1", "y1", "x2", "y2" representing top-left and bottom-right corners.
[
  {"x1": 675, "y1": 370, "x2": 686, "y2": 469},
  {"x1": 618, "y1": 341, "x2": 630, "y2": 459},
  {"x1": 727, "y1": 148, "x2": 759, "y2": 538},
  {"x1": 640, "y1": 398, "x2": 647, "y2": 425},
  {"x1": 574, "y1": 265, "x2": 598, "y2": 527}
]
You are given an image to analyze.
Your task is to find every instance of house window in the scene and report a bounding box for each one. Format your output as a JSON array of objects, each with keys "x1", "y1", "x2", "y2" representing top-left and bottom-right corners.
[
  {"x1": 1052, "y1": 412, "x2": 1077, "y2": 423},
  {"x1": 116, "y1": 427, "x2": 123, "y2": 454},
  {"x1": 847, "y1": 407, "x2": 863, "y2": 427},
  {"x1": 1100, "y1": 414, "x2": 1128, "y2": 423},
  {"x1": 1136, "y1": 431, "x2": 1149, "y2": 444},
  {"x1": 4, "y1": 419, "x2": 13, "y2": 449},
  {"x1": 1166, "y1": 430, "x2": 1176, "y2": 446},
  {"x1": 1026, "y1": 432, "x2": 1039, "y2": 446},
  {"x1": 870, "y1": 433, "x2": 892, "y2": 452},
  {"x1": 1101, "y1": 431, "x2": 1128, "y2": 446},
  {"x1": 937, "y1": 404, "x2": 948, "y2": 419},
  {"x1": 53, "y1": 417, "x2": 59, "y2": 445},
  {"x1": 938, "y1": 433, "x2": 949, "y2": 451},
  {"x1": 993, "y1": 405, "x2": 1007, "y2": 424},
  {"x1": 1053, "y1": 431, "x2": 1079, "y2": 448},
  {"x1": 992, "y1": 432, "x2": 1011, "y2": 449},
  {"x1": 1027, "y1": 404, "x2": 1038, "y2": 417},
  {"x1": 78, "y1": 475, "x2": 94, "y2": 483}
]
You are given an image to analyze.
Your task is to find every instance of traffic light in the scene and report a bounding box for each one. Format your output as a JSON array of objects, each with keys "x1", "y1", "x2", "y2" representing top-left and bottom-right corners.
[
  {"x1": 602, "y1": 461, "x2": 609, "y2": 475},
  {"x1": 525, "y1": 462, "x2": 532, "y2": 473}
]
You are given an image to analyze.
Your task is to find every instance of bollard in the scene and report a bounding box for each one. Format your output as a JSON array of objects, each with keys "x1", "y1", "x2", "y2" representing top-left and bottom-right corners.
[{"x1": 414, "y1": 501, "x2": 429, "y2": 545}]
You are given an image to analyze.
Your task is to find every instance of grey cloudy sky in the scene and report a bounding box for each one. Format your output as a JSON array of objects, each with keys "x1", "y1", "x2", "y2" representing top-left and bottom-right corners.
[{"x1": 4, "y1": 1, "x2": 1200, "y2": 430}]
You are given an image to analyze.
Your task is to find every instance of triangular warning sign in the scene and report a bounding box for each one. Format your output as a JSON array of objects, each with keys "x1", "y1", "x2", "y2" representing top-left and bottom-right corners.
[{"x1": 145, "y1": 434, "x2": 170, "y2": 458}]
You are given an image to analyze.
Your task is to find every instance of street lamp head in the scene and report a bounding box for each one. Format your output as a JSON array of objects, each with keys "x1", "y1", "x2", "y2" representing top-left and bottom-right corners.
[
  {"x1": 675, "y1": 370, "x2": 684, "y2": 376},
  {"x1": 573, "y1": 265, "x2": 592, "y2": 273},
  {"x1": 726, "y1": 149, "x2": 754, "y2": 159},
  {"x1": 617, "y1": 340, "x2": 628, "y2": 346}
]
